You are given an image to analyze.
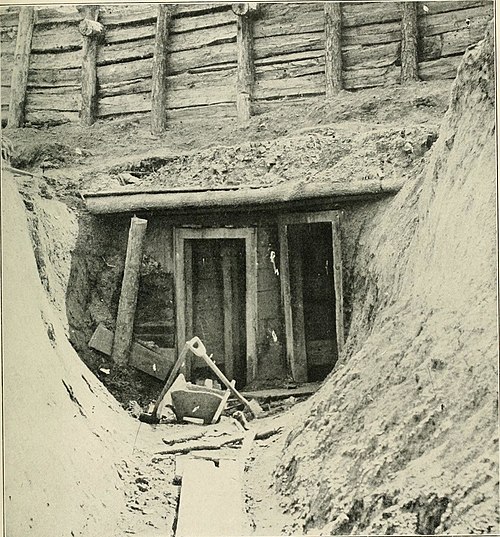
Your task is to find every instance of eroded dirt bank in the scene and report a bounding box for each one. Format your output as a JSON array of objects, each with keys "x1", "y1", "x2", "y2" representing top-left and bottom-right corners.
[{"x1": 249, "y1": 23, "x2": 498, "y2": 536}]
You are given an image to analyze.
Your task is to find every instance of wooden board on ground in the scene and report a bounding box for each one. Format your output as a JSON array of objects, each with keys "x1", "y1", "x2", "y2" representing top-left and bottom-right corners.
[
  {"x1": 88, "y1": 323, "x2": 175, "y2": 380},
  {"x1": 241, "y1": 381, "x2": 321, "y2": 401},
  {"x1": 175, "y1": 458, "x2": 248, "y2": 537}
]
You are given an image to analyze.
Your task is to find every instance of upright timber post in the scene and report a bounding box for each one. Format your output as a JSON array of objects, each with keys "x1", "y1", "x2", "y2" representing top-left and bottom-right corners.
[
  {"x1": 112, "y1": 216, "x2": 148, "y2": 365},
  {"x1": 151, "y1": 4, "x2": 173, "y2": 134},
  {"x1": 233, "y1": 3, "x2": 256, "y2": 123},
  {"x1": 331, "y1": 213, "x2": 345, "y2": 356},
  {"x1": 8, "y1": 6, "x2": 35, "y2": 128},
  {"x1": 324, "y1": 2, "x2": 343, "y2": 97},
  {"x1": 400, "y1": 1, "x2": 419, "y2": 83},
  {"x1": 79, "y1": 6, "x2": 104, "y2": 126}
]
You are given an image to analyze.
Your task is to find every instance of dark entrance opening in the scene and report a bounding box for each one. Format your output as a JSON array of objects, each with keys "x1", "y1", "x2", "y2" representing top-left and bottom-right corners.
[
  {"x1": 189, "y1": 239, "x2": 247, "y2": 388},
  {"x1": 288, "y1": 222, "x2": 338, "y2": 381}
]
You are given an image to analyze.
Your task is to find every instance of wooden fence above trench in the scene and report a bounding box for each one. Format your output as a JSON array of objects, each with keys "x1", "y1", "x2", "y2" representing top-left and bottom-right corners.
[{"x1": 0, "y1": 1, "x2": 494, "y2": 129}]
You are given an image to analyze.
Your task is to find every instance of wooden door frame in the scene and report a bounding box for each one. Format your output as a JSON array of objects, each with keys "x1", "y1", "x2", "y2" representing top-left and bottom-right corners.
[
  {"x1": 278, "y1": 210, "x2": 344, "y2": 382},
  {"x1": 173, "y1": 227, "x2": 258, "y2": 384}
]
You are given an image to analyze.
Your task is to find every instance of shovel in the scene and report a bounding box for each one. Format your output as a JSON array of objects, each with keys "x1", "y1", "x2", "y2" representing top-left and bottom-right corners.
[{"x1": 186, "y1": 336, "x2": 264, "y2": 419}]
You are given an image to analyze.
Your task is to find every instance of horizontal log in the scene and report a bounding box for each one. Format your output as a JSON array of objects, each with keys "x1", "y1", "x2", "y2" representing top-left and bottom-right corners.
[
  {"x1": 417, "y1": 1, "x2": 489, "y2": 16},
  {"x1": 342, "y1": 3, "x2": 401, "y2": 28},
  {"x1": 255, "y1": 49, "x2": 324, "y2": 68},
  {"x1": 174, "y1": 4, "x2": 233, "y2": 16},
  {"x1": 98, "y1": 5, "x2": 157, "y2": 27},
  {"x1": 418, "y1": 55, "x2": 462, "y2": 81},
  {"x1": 254, "y1": 4, "x2": 324, "y2": 38},
  {"x1": 97, "y1": 58, "x2": 153, "y2": 86},
  {"x1": 256, "y1": 55, "x2": 325, "y2": 81},
  {"x1": 171, "y1": 9, "x2": 234, "y2": 34},
  {"x1": 26, "y1": 91, "x2": 81, "y2": 112},
  {"x1": 28, "y1": 68, "x2": 81, "y2": 88},
  {"x1": 167, "y1": 102, "x2": 236, "y2": 122},
  {"x1": 169, "y1": 22, "x2": 236, "y2": 52},
  {"x1": 254, "y1": 74, "x2": 325, "y2": 100},
  {"x1": 104, "y1": 22, "x2": 157, "y2": 44},
  {"x1": 35, "y1": 7, "x2": 81, "y2": 26},
  {"x1": 254, "y1": 32, "x2": 324, "y2": 60},
  {"x1": 83, "y1": 177, "x2": 405, "y2": 215},
  {"x1": 31, "y1": 24, "x2": 82, "y2": 52},
  {"x1": 99, "y1": 78, "x2": 151, "y2": 98},
  {"x1": 343, "y1": 64, "x2": 400, "y2": 90},
  {"x1": 0, "y1": 7, "x2": 20, "y2": 27},
  {"x1": 24, "y1": 109, "x2": 79, "y2": 126},
  {"x1": 29, "y1": 49, "x2": 82, "y2": 70},
  {"x1": 421, "y1": 24, "x2": 489, "y2": 61},
  {"x1": 98, "y1": 92, "x2": 151, "y2": 116},
  {"x1": 418, "y1": 6, "x2": 493, "y2": 37},
  {"x1": 97, "y1": 39, "x2": 155, "y2": 66},
  {"x1": 343, "y1": 41, "x2": 400, "y2": 70},
  {"x1": 342, "y1": 20, "x2": 401, "y2": 47}
]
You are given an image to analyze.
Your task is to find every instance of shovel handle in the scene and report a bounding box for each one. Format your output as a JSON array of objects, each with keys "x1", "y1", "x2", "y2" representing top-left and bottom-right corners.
[{"x1": 186, "y1": 337, "x2": 254, "y2": 412}]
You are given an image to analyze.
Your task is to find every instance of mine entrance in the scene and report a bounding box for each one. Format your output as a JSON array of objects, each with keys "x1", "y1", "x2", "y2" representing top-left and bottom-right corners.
[
  {"x1": 174, "y1": 228, "x2": 258, "y2": 388},
  {"x1": 189, "y1": 239, "x2": 247, "y2": 387},
  {"x1": 288, "y1": 222, "x2": 338, "y2": 381}
]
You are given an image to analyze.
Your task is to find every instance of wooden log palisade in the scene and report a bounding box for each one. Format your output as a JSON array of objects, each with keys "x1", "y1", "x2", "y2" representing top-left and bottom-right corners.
[{"x1": 1, "y1": 2, "x2": 493, "y2": 127}]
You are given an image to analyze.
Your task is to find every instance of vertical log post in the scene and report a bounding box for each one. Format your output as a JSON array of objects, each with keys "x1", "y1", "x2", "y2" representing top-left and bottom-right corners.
[
  {"x1": 79, "y1": 6, "x2": 104, "y2": 126},
  {"x1": 324, "y1": 2, "x2": 343, "y2": 98},
  {"x1": 400, "y1": 1, "x2": 419, "y2": 83},
  {"x1": 151, "y1": 4, "x2": 173, "y2": 134},
  {"x1": 234, "y1": 3, "x2": 256, "y2": 123},
  {"x1": 8, "y1": 6, "x2": 35, "y2": 128},
  {"x1": 112, "y1": 216, "x2": 148, "y2": 365}
]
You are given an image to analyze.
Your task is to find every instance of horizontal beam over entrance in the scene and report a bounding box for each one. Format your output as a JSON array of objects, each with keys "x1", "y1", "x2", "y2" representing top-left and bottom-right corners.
[{"x1": 83, "y1": 177, "x2": 404, "y2": 215}]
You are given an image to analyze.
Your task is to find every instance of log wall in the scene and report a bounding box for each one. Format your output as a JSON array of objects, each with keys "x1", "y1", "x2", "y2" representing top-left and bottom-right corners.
[{"x1": 0, "y1": 1, "x2": 493, "y2": 126}]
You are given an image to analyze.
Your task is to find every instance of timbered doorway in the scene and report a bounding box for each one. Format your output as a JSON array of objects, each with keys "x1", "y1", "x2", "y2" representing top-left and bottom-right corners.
[
  {"x1": 174, "y1": 228, "x2": 257, "y2": 387},
  {"x1": 278, "y1": 211, "x2": 344, "y2": 383}
]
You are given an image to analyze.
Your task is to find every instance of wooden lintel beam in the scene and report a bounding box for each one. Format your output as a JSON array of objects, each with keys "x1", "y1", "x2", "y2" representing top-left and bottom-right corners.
[
  {"x1": 8, "y1": 7, "x2": 35, "y2": 128},
  {"x1": 325, "y1": 2, "x2": 343, "y2": 97},
  {"x1": 151, "y1": 4, "x2": 173, "y2": 134},
  {"x1": 400, "y1": 1, "x2": 419, "y2": 83}
]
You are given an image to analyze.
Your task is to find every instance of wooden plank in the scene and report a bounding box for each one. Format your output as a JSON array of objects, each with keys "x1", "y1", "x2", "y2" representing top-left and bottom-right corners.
[
  {"x1": 29, "y1": 49, "x2": 82, "y2": 70},
  {"x1": 98, "y1": 5, "x2": 157, "y2": 27},
  {"x1": 104, "y1": 22, "x2": 156, "y2": 44},
  {"x1": 112, "y1": 216, "x2": 149, "y2": 365},
  {"x1": 8, "y1": 6, "x2": 35, "y2": 127},
  {"x1": 25, "y1": 91, "x2": 81, "y2": 112},
  {"x1": 417, "y1": 1, "x2": 489, "y2": 16},
  {"x1": 97, "y1": 38, "x2": 155, "y2": 66},
  {"x1": 172, "y1": 9, "x2": 235, "y2": 34},
  {"x1": 174, "y1": 230, "x2": 189, "y2": 380},
  {"x1": 400, "y1": 1, "x2": 419, "y2": 83},
  {"x1": 28, "y1": 67, "x2": 81, "y2": 88},
  {"x1": 236, "y1": 10, "x2": 254, "y2": 122},
  {"x1": 343, "y1": 64, "x2": 400, "y2": 90},
  {"x1": 151, "y1": 4, "x2": 172, "y2": 134},
  {"x1": 99, "y1": 78, "x2": 151, "y2": 98},
  {"x1": 343, "y1": 20, "x2": 401, "y2": 46},
  {"x1": 418, "y1": 5, "x2": 493, "y2": 37},
  {"x1": 211, "y1": 380, "x2": 235, "y2": 424},
  {"x1": 184, "y1": 240, "x2": 193, "y2": 350},
  {"x1": 167, "y1": 103, "x2": 237, "y2": 122},
  {"x1": 418, "y1": 55, "x2": 461, "y2": 81},
  {"x1": 331, "y1": 213, "x2": 344, "y2": 356},
  {"x1": 221, "y1": 244, "x2": 235, "y2": 380},
  {"x1": 97, "y1": 58, "x2": 152, "y2": 86},
  {"x1": 241, "y1": 381, "x2": 321, "y2": 400},
  {"x1": 343, "y1": 40, "x2": 400, "y2": 70},
  {"x1": 254, "y1": 74, "x2": 325, "y2": 100},
  {"x1": 278, "y1": 224, "x2": 294, "y2": 380},
  {"x1": 35, "y1": 7, "x2": 80, "y2": 26},
  {"x1": 325, "y1": 2, "x2": 343, "y2": 97},
  {"x1": 254, "y1": 3, "x2": 324, "y2": 38},
  {"x1": 24, "y1": 109, "x2": 79, "y2": 125},
  {"x1": 175, "y1": 458, "x2": 247, "y2": 537},
  {"x1": 289, "y1": 228, "x2": 307, "y2": 383},
  {"x1": 254, "y1": 31, "x2": 324, "y2": 60},
  {"x1": 341, "y1": 2, "x2": 402, "y2": 28},
  {"x1": 31, "y1": 24, "x2": 82, "y2": 53},
  {"x1": 245, "y1": 229, "x2": 258, "y2": 384},
  {"x1": 169, "y1": 21, "x2": 236, "y2": 52}
]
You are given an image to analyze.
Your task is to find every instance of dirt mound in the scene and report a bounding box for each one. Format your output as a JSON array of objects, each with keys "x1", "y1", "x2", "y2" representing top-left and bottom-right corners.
[
  {"x1": 2, "y1": 172, "x2": 137, "y2": 537},
  {"x1": 269, "y1": 23, "x2": 498, "y2": 535}
]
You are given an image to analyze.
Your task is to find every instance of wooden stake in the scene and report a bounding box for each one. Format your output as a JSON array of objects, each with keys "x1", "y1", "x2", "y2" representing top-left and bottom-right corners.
[
  {"x1": 112, "y1": 216, "x2": 148, "y2": 365},
  {"x1": 324, "y1": 2, "x2": 343, "y2": 97},
  {"x1": 151, "y1": 4, "x2": 172, "y2": 134},
  {"x1": 8, "y1": 7, "x2": 35, "y2": 128},
  {"x1": 400, "y1": 1, "x2": 419, "y2": 83},
  {"x1": 236, "y1": 6, "x2": 255, "y2": 123},
  {"x1": 79, "y1": 6, "x2": 103, "y2": 126}
]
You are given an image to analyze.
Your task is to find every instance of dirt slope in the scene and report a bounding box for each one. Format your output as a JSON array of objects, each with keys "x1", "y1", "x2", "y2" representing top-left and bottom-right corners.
[
  {"x1": 2, "y1": 172, "x2": 136, "y2": 537},
  {"x1": 269, "y1": 23, "x2": 498, "y2": 535}
]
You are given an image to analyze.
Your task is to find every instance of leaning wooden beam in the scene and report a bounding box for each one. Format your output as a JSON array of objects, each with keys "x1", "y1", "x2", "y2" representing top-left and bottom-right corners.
[
  {"x1": 112, "y1": 216, "x2": 148, "y2": 365},
  {"x1": 234, "y1": 3, "x2": 256, "y2": 123},
  {"x1": 278, "y1": 224, "x2": 294, "y2": 379},
  {"x1": 83, "y1": 177, "x2": 405, "y2": 215},
  {"x1": 151, "y1": 4, "x2": 173, "y2": 134},
  {"x1": 8, "y1": 7, "x2": 35, "y2": 128},
  {"x1": 324, "y1": 2, "x2": 343, "y2": 97},
  {"x1": 79, "y1": 6, "x2": 104, "y2": 126},
  {"x1": 400, "y1": 1, "x2": 419, "y2": 83},
  {"x1": 331, "y1": 212, "x2": 345, "y2": 356}
]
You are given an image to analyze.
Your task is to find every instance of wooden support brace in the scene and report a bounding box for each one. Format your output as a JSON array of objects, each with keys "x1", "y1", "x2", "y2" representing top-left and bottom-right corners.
[
  {"x1": 324, "y1": 2, "x2": 343, "y2": 97},
  {"x1": 278, "y1": 224, "x2": 294, "y2": 379},
  {"x1": 112, "y1": 216, "x2": 148, "y2": 365},
  {"x1": 151, "y1": 4, "x2": 173, "y2": 134},
  {"x1": 8, "y1": 6, "x2": 35, "y2": 128},
  {"x1": 80, "y1": 6, "x2": 103, "y2": 126},
  {"x1": 400, "y1": 1, "x2": 419, "y2": 83},
  {"x1": 331, "y1": 213, "x2": 345, "y2": 356},
  {"x1": 235, "y1": 4, "x2": 256, "y2": 123}
]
